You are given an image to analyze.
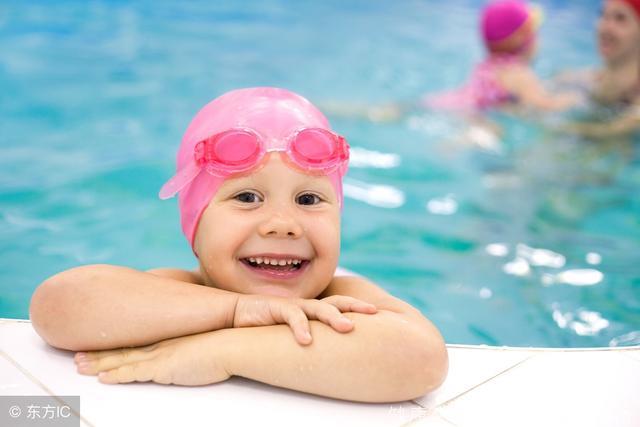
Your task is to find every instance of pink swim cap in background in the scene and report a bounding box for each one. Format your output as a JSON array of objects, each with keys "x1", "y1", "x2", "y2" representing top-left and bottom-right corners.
[
  {"x1": 161, "y1": 87, "x2": 348, "y2": 251},
  {"x1": 481, "y1": 1, "x2": 542, "y2": 54},
  {"x1": 615, "y1": 0, "x2": 640, "y2": 20}
]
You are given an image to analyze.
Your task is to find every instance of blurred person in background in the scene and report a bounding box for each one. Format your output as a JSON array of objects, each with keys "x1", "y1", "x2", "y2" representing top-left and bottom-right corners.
[{"x1": 558, "y1": 0, "x2": 640, "y2": 138}]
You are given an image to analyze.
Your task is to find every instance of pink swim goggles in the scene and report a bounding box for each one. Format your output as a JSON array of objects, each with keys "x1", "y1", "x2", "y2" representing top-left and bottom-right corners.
[{"x1": 159, "y1": 127, "x2": 349, "y2": 200}]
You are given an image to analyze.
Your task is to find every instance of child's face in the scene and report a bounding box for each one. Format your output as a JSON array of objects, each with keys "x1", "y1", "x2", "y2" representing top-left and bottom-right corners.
[{"x1": 194, "y1": 153, "x2": 341, "y2": 299}]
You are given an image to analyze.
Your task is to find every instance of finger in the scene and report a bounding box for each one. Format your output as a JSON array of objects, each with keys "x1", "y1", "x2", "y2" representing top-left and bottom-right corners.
[
  {"x1": 350, "y1": 301, "x2": 378, "y2": 314},
  {"x1": 301, "y1": 300, "x2": 354, "y2": 333},
  {"x1": 74, "y1": 343, "x2": 156, "y2": 364},
  {"x1": 77, "y1": 348, "x2": 155, "y2": 376},
  {"x1": 74, "y1": 349, "x2": 117, "y2": 363},
  {"x1": 279, "y1": 305, "x2": 312, "y2": 345},
  {"x1": 321, "y1": 295, "x2": 377, "y2": 314},
  {"x1": 97, "y1": 361, "x2": 157, "y2": 384}
]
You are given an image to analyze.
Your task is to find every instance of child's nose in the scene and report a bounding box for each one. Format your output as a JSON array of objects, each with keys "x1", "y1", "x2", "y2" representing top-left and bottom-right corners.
[{"x1": 257, "y1": 212, "x2": 303, "y2": 238}]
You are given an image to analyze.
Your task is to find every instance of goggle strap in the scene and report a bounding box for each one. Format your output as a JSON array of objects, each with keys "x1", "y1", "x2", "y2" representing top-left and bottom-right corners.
[
  {"x1": 159, "y1": 160, "x2": 203, "y2": 200},
  {"x1": 327, "y1": 171, "x2": 344, "y2": 209}
]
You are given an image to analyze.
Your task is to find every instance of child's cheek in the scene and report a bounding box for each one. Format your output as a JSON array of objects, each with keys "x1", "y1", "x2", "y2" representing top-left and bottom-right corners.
[{"x1": 305, "y1": 214, "x2": 340, "y2": 260}]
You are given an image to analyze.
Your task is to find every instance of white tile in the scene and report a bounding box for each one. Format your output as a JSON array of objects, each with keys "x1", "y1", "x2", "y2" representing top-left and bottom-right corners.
[
  {"x1": 413, "y1": 346, "x2": 532, "y2": 409},
  {"x1": 405, "y1": 411, "x2": 459, "y2": 426},
  {"x1": 0, "y1": 351, "x2": 90, "y2": 426},
  {"x1": 622, "y1": 349, "x2": 640, "y2": 363},
  {"x1": 0, "y1": 352, "x2": 45, "y2": 395},
  {"x1": 436, "y1": 351, "x2": 640, "y2": 427},
  {"x1": 0, "y1": 321, "x2": 419, "y2": 427}
]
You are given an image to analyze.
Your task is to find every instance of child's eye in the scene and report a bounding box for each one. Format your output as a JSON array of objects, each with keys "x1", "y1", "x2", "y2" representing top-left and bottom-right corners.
[
  {"x1": 234, "y1": 191, "x2": 262, "y2": 204},
  {"x1": 296, "y1": 193, "x2": 321, "y2": 206}
]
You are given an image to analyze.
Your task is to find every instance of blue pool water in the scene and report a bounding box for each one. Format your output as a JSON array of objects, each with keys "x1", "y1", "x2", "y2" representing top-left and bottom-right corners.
[{"x1": 1, "y1": 0, "x2": 638, "y2": 347}]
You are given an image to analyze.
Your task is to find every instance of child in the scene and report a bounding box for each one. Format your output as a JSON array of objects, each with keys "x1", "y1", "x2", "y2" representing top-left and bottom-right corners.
[
  {"x1": 324, "y1": 1, "x2": 578, "y2": 125},
  {"x1": 29, "y1": 87, "x2": 448, "y2": 403},
  {"x1": 424, "y1": 0, "x2": 579, "y2": 112}
]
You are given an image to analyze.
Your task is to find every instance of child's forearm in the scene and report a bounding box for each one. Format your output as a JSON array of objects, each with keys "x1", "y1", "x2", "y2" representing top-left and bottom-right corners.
[
  {"x1": 30, "y1": 264, "x2": 238, "y2": 351},
  {"x1": 219, "y1": 310, "x2": 448, "y2": 403}
]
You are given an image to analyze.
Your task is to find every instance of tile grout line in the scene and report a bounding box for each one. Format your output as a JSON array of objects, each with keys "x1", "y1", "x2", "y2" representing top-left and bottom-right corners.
[
  {"x1": 435, "y1": 354, "x2": 537, "y2": 409},
  {"x1": 411, "y1": 353, "x2": 537, "y2": 409},
  {"x1": 389, "y1": 398, "x2": 432, "y2": 427},
  {"x1": 403, "y1": 354, "x2": 537, "y2": 426},
  {"x1": 400, "y1": 409, "x2": 458, "y2": 427},
  {"x1": 0, "y1": 350, "x2": 96, "y2": 427}
]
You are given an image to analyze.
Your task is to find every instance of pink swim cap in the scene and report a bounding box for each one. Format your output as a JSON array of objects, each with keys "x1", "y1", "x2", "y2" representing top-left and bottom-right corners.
[
  {"x1": 163, "y1": 87, "x2": 347, "y2": 250},
  {"x1": 481, "y1": 1, "x2": 542, "y2": 54}
]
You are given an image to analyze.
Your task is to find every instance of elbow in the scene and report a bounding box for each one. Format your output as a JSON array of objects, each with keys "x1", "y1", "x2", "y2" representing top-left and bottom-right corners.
[
  {"x1": 360, "y1": 311, "x2": 448, "y2": 403},
  {"x1": 30, "y1": 264, "x2": 110, "y2": 351},
  {"x1": 30, "y1": 273, "x2": 72, "y2": 350},
  {"x1": 409, "y1": 327, "x2": 449, "y2": 399},
  {"x1": 388, "y1": 319, "x2": 449, "y2": 402}
]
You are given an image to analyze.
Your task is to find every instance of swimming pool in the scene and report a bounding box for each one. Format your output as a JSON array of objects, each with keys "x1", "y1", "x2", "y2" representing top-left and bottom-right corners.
[{"x1": 1, "y1": 0, "x2": 638, "y2": 347}]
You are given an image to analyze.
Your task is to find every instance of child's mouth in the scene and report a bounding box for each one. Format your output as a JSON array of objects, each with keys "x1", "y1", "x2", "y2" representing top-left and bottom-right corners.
[{"x1": 239, "y1": 256, "x2": 310, "y2": 279}]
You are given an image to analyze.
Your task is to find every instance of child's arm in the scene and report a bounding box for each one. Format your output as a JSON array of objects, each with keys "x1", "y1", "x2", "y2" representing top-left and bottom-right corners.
[
  {"x1": 29, "y1": 264, "x2": 239, "y2": 351},
  {"x1": 30, "y1": 264, "x2": 376, "y2": 351},
  {"x1": 75, "y1": 276, "x2": 448, "y2": 402},
  {"x1": 499, "y1": 66, "x2": 581, "y2": 112},
  {"x1": 225, "y1": 276, "x2": 448, "y2": 402}
]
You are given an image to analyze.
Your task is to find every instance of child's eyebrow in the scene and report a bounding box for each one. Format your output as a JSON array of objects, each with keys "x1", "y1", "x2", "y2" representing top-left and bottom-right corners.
[
  {"x1": 220, "y1": 174, "x2": 333, "y2": 196},
  {"x1": 296, "y1": 176, "x2": 333, "y2": 190}
]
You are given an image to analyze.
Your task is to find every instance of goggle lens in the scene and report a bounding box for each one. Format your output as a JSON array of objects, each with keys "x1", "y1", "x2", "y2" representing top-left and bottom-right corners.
[
  {"x1": 214, "y1": 131, "x2": 261, "y2": 165},
  {"x1": 290, "y1": 128, "x2": 343, "y2": 168}
]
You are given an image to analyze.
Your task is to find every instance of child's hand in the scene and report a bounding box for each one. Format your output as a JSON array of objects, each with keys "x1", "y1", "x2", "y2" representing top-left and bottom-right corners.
[
  {"x1": 74, "y1": 331, "x2": 228, "y2": 386},
  {"x1": 233, "y1": 294, "x2": 377, "y2": 345}
]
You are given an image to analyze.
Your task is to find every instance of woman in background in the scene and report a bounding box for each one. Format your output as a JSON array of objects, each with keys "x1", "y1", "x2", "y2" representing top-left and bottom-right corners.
[{"x1": 559, "y1": 0, "x2": 640, "y2": 138}]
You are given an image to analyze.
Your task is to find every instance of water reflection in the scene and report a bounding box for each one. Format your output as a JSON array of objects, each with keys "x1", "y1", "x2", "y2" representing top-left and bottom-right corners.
[
  {"x1": 349, "y1": 146, "x2": 400, "y2": 169},
  {"x1": 426, "y1": 194, "x2": 458, "y2": 215},
  {"x1": 343, "y1": 178, "x2": 405, "y2": 208},
  {"x1": 551, "y1": 304, "x2": 610, "y2": 337},
  {"x1": 609, "y1": 331, "x2": 640, "y2": 347}
]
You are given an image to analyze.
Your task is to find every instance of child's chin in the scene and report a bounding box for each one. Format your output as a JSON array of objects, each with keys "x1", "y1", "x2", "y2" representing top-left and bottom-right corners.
[{"x1": 252, "y1": 284, "x2": 300, "y2": 298}]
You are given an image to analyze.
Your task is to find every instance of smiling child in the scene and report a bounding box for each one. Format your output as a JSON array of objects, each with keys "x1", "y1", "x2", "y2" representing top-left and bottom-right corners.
[{"x1": 30, "y1": 87, "x2": 448, "y2": 403}]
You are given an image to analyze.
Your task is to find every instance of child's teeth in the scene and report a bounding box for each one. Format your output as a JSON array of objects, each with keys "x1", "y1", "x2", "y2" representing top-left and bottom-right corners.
[{"x1": 246, "y1": 257, "x2": 305, "y2": 266}]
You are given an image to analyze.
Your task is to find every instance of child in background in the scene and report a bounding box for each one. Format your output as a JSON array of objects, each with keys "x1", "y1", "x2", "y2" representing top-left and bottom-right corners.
[
  {"x1": 325, "y1": 1, "x2": 578, "y2": 125},
  {"x1": 424, "y1": 0, "x2": 578, "y2": 112},
  {"x1": 29, "y1": 87, "x2": 448, "y2": 403}
]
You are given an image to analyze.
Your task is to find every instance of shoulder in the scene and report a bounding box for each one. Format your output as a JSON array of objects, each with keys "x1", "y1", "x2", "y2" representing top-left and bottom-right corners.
[
  {"x1": 497, "y1": 64, "x2": 537, "y2": 85},
  {"x1": 146, "y1": 268, "x2": 205, "y2": 285},
  {"x1": 319, "y1": 274, "x2": 424, "y2": 318}
]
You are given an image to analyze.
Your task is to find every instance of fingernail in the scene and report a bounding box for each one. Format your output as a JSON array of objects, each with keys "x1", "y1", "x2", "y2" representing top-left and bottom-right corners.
[
  {"x1": 340, "y1": 317, "x2": 353, "y2": 324},
  {"x1": 75, "y1": 352, "x2": 87, "y2": 361}
]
